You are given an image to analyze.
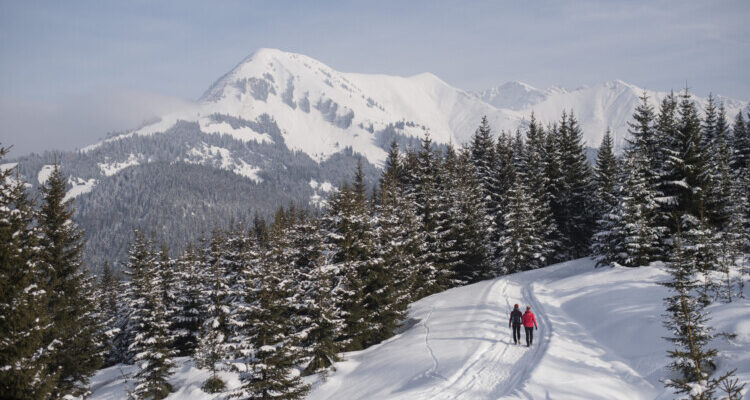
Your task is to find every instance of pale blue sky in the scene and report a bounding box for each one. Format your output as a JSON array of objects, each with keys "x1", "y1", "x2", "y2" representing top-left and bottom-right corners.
[{"x1": 1, "y1": 0, "x2": 749, "y2": 156}]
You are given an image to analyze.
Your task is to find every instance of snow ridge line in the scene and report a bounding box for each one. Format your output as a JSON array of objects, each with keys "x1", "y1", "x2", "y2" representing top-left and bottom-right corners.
[
  {"x1": 492, "y1": 280, "x2": 553, "y2": 399},
  {"x1": 423, "y1": 307, "x2": 447, "y2": 381}
]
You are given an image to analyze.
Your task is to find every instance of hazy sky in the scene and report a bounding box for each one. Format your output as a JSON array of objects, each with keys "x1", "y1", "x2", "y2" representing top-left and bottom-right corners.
[{"x1": 1, "y1": 0, "x2": 749, "y2": 157}]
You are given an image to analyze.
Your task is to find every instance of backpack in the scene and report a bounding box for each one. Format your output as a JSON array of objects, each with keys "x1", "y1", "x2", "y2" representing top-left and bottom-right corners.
[{"x1": 511, "y1": 310, "x2": 522, "y2": 324}]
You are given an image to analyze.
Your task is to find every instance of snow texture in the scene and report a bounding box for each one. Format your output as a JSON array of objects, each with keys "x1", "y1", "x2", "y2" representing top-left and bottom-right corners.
[
  {"x1": 78, "y1": 49, "x2": 748, "y2": 165},
  {"x1": 88, "y1": 258, "x2": 750, "y2": 399},
  {"x1": 37, "y1": 164, "x2": 54, "y2": 184},
  {"x1": 64, "y1": 177, "x2": 97, "y2": 201},
  {"x1": 98, "y1": 154, "x2": 141, "y2": 176}
]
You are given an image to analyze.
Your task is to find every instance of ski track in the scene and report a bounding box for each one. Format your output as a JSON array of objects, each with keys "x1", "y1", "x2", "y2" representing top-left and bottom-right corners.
[
  {"x1": 411, "y1": 273, "x2": 553, "y2": 400},
  {"x1": 423, "y1": 307, "x2": 447, "y2": 381}
]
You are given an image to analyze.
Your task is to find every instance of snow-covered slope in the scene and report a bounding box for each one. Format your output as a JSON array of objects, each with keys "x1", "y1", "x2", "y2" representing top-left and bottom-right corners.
[
  {"x1": 88, "y1": 259, "x2": 750, "y2": 399},
  {"x1": 83, "y1": 48, "x2": 748, "y2": 164},
  {"x1": 480, "y1": 80, "x2": 747, "y2": 151}
]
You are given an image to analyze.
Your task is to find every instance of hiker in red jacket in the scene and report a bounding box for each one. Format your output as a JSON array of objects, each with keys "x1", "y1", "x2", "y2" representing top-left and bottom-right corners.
[
  {"x1": 508, "y1": 304, "x2": 523, "y2": 345},
  {"x1": 522, "y1": 306, "x2": 538, "y2": 347}
]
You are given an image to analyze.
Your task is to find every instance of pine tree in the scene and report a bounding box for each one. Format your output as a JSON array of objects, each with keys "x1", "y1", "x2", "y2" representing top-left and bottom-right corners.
[
  {"x1": 617, "y1": 147, "x2": 663, "y2": 267},
  {"x1": 236, "y1": 220, "x2": 309, "y2": 400},
  {"x1": 123, "y1": 231, "x2": 174, "y2": 400},
  {"x1": 492, "y1": 131, "x2": 519, "y2": 264},
  {"x1": 300, "y1": 219, "x2": 343, "y2": 376},
  {"x1": 520, "y1": 115, "x2": 559, "y2": 267},
  {"x1": 543, "y1": 123, "x2": 567, "y2": 263},
  {"x1": 731, "y1": 111, "x2": 750, "y2": 181},
  {"x1": 170, "y1": 245, "x2": 203, "y2": 357},
  {"x1": 468, "y1": 116, "x2": 501, "y2": 264},
  {"x1": 375, "y1": 143, "x2": 422, "y2": 309},
  {"x1": 322, "y1": 161, "x2": 380, "y2": 350},
  {"x1": 591, "y1": 130, "x2": 621, "y2": 266},
  {"x1": 660, "y1": 223, "x2": 743, "y2": 400},
  {"x1": 195, "y1": 231, "x2": 231, "y2": 393},
  {"x1": 662, "y1": 90, "x2": 710, "y2": 232},
  {"x1": 442, "y1": 147, "x2": 491, "y2": 283},
  {"x1": 0, "y1": 151, "x2": 58, "y2": 400},
  {"x1": 409, "y1": 134, "x2": 451, "y2": 297},
  {"x1": 38, "y1": 162, "x2": 102, "y2": 397},
  {"x1": 499, "y1": 177, "x2": 544, "y2": 273},
  {"x1": 654, "y1": 92, "x2": 680, "y2": 234},
  {"x1": 555, "y1": 112, "x2": 596, "y2": 258},
  {"x1": 99, "y1": 261, "x2": 122, "y2": 367}
]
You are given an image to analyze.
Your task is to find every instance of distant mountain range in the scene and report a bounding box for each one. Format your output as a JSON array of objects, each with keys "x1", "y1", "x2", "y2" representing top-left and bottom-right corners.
[{"x1": 4, "y1": 48, "x2": 747, "y2": 270}]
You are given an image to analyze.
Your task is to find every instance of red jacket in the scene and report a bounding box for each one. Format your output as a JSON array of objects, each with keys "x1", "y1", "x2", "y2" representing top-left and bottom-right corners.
[{"x1": 522, "y1": 311, "x2": 537, "y2": 328}]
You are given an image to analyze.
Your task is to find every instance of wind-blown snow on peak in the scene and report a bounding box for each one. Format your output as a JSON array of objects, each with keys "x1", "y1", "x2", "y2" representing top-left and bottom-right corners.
[
  {"x1": 99, "y1": 48, "x2": 506, "y2": 164},
  {"x1": 88, "y1": 48, "x2": 747, "y2": 163},
  {"x1": 477, "y1": 81, "x2": 553, "y2": 111}
]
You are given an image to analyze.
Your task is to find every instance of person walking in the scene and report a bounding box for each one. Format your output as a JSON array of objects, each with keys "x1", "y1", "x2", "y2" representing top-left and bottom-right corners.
[
  {"x1": 522, "y1": 306, "x2": 538, "y2": 347},
  {"x1": 508, "y1": 304, "x2": 523, "y2": 345}
]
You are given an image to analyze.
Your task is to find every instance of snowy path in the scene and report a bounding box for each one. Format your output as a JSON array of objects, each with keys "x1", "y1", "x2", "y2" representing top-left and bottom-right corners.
[
  {"x1": 89, "y1": 258, "x2": 750, "y2": 399},
  {"x1": 307, "y1": 261, "x2": 585, "y2": 400},
  {"x1": 307, "y1": 259, "x2": 703, "y2": 400}
]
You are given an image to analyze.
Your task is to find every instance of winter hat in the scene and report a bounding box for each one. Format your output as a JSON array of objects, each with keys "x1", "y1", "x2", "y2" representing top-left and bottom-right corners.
[{"x1": 514, "y1": 304, "x2": 519, "y2": 308}]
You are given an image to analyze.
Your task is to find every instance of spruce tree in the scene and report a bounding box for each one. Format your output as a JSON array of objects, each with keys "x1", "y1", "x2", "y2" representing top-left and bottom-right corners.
[
  {"x1": 499, "y1": 177, "x2": 543, "y2": 273},
  {"x1": 617, "y1": 146, "x2": 663, "y2": 267},
  {"x1": 123, "y1": 231, "x2": 174, "y2": 400},
  {"x1": 195, "y1": 232, "x2": 230, "y2": 393},
  {"x1": 0, "y1": 153, "x2": 58, "y2": 400},
  {"x1": 662, "y1": 90, "x2": 710, "y2": 232},
  {"x1": 442, "y1": 147, "x2": 491, "y2": 283},
  {"x1": 409, "y1": 134, "x2": 451, "y2": 297},
  {"x1": 38, "y1": 163, "x2": 101, "y2": 397},
  {"x1": 591, "y1": 130, "x2": 621, "y2": 266},
  {"x1": 300, "y1": 220, "x2": 344, "y2": 376},
  {"x1": 468, "y1": 116, "x2": 501, "y2": 263},
  {"x1": 99, "y1": 261, "x2": 122, "y2": 367},
  {"x1": 236, "y1": 221, "x2": 309, "y2": 400},
  {"x1": 555, "y1": 112, "x2": 596, "y2": 258},
  {"x1": 520, "y1": 115, "x2": 560, "y2": 267},
  {"x1": 660, "y1": 223, "x2": 743, "y2": 400},
  {"x1": 170, "y1": 245, "x2": 203, "y2": 357}
]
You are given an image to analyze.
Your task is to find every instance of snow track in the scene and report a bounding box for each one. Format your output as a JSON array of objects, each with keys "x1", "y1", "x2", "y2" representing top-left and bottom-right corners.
[{"x1": 88, "y1": 258, "x2": 750, "y2": 399}]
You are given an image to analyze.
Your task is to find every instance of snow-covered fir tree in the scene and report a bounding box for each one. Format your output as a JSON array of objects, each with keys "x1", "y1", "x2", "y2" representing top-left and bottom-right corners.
[
  {"x1": 499, "y1": 176, "x2": 544, "y2": 274},
  {"x1": 0, "y1": 151, "x2": 58, "y2": 400},
  {"x1": 590, "y1": 130, "x2": 621, "y2": 266},
  {"x1": 519, "y1": 115, "x2": 559, "y2": 268},
  {"x1": 123, "y1": 231, "x2": 174, "y2": 400},
  {"x1": 235, "y1": 219, "x2": 309, "y2": 400},
  {"x1": 408, "y1": 134, "x2": 452, "y2": 297},
  {"x1": 468, "y1": 116, "x2": 501, "y2": 265},
  {"x1": 441, "y1": 146, "x2": 491, "y2": 283},
  {"x1": 298, "y1": 217, "x2": 344, "y2": 376},
  {"x1": 170, "y1": 245, "x2": 203, "y2": 357},
  {"x1": 554, "y1": 112, "x2": 596, "y2": 259},
  {"x1": 194, "y1": 232, "x2": 231, "y2": 393},
  {"x1": 38, "y1": 163, "x2": 102, "y2": 398},
  {"x1": 661, "y1": 224, "x2": 743, "y2": 400},
  {"x1": 617, "y1": 145, "x2": 663, "y2": 267}
]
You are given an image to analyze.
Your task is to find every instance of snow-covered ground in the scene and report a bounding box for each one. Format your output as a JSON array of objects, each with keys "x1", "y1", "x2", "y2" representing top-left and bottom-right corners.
[{"x1": 89, "y1": 258, "x2": 750, "y2": 399}]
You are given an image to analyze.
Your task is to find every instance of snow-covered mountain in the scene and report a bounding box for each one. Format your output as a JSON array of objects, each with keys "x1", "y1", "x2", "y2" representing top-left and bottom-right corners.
[
  {"x1": 83, "y1": 48, "x2": 747, "y2": 162},
  {"x1": 476, "y1": 80, "x2": 567, "y2": 111},
  {"x1": 7, "y1": 48, "x2": 748, "y2": 269}
]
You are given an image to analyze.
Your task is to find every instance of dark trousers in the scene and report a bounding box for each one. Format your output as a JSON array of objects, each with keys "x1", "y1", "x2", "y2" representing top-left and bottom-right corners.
[
  {"x1": 511, "y1": 323, "x2": 521, "y2": 344},
  {"x1": 525, "y1": 327, "x2": 534, "y2": 346}
]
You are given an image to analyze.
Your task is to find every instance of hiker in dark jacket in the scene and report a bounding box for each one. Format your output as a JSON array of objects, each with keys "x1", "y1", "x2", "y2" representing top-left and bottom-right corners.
[
  {"x1": 508, "y1": 304, "x2": 523, "y2": 345},
  {"x1": 522, "y1": 306, "x2": 538, "y2": 347}
]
